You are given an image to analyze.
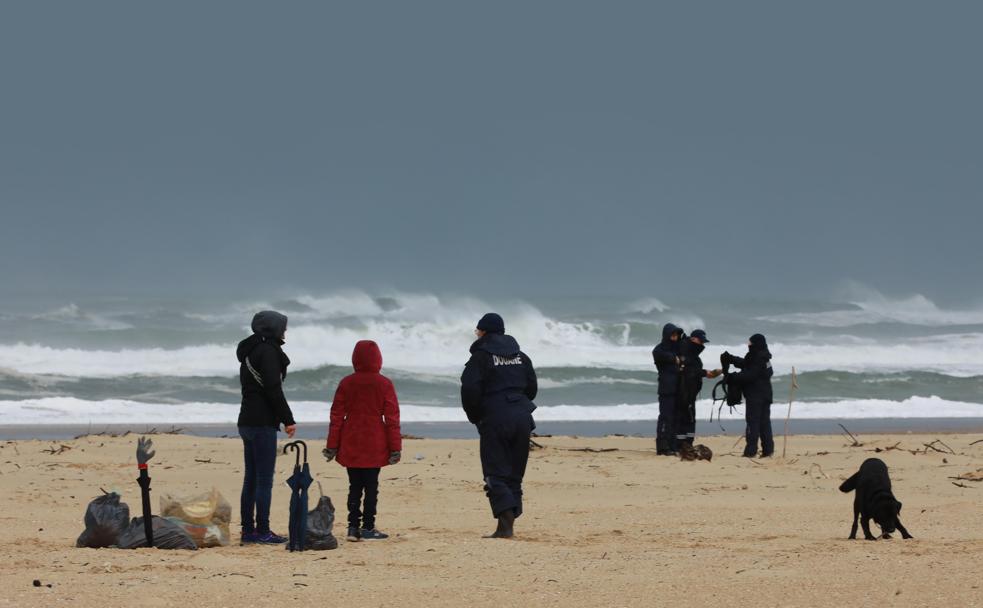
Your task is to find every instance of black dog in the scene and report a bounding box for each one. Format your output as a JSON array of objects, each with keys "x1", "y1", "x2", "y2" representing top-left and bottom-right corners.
[{"x1": 839, "y1": 458, "x2": 913, "y2": 541}]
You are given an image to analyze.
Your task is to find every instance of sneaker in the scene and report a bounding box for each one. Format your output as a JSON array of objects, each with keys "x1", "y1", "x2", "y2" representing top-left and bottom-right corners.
[
  {"x1": 250, "y1": 531, "x2": 287, "y2": 544},
  {"x1": 346, "y1": 526, "x2": 361, "y2": 542},
  {"x1": 360, "y1": 528, "x2": 389, "y2": 540},
  {"x1": 240, "y1": 531, "x2": 259, "y2": 545}
]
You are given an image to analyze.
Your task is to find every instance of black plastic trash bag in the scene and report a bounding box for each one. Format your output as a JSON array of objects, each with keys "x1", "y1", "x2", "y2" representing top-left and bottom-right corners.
[
  {"x1": 305, "y1": 495, "x2": 338, "y2": 551},
  {"x1": 76, "y1": 493, "x2": 130, "y2": 548},
  {"x1": 118, "y1": 516, "x2": 198, "y2": 550}
]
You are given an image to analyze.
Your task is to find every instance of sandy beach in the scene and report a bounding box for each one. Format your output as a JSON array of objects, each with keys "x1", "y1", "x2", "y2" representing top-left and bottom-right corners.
[{"x1": 1, "y1": 431, "x2": 981, "y2": 607}]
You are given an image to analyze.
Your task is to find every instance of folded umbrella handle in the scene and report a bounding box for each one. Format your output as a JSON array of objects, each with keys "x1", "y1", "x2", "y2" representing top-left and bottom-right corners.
[{"x1": 283, "y1": 441, "x2": 301, "y2": 469}]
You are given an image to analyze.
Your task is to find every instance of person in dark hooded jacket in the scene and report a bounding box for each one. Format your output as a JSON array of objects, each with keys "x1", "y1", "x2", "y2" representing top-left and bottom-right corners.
[
  {"x1": 651, "y1": 323, "x2": 683, "y2": 455},
  {"x1": 461, "y1": 313, "x2": 537, "y2": 539},
  {"x1": 722, "y1": 333, "x2": 774, "y2": 457},
  {"x1": 235, "y1": 310, "x2": 296, "y2": 544}
]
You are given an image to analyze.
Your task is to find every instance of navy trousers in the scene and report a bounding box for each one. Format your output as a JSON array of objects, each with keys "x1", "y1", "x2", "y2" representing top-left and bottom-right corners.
[
  {"x1": 675, "y1": 397, "x2": 696, "y2": 447},
  {"x1": 656, "y1": 394, "x2": 676, "y2": 453},
  {"x1": 479, "y1": 409, "x2": 533, "y2": 518},
  {"x1": 744, "y1": 401, "x2": 774, "y2": 457}
]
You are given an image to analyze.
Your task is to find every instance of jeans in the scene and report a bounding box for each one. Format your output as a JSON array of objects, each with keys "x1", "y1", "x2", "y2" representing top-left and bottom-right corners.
[
  {"x1": 347, "y1": 468, "x2": 381, "y2": 530},
  {"x1": 239, "y1": 425, "x2": 278, "y2": 533}
]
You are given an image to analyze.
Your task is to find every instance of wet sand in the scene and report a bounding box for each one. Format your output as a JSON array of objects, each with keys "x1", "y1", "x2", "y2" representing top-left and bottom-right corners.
[
  {"x1": 3, "y1": 417, "x2": 983, "y2": 440},
  {"x1": 1, "y1": 432, "x2": 981, "y2": 607}
]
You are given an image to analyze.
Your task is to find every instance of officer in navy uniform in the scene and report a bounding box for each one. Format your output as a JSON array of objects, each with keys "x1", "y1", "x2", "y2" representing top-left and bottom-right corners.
[
  {"x1": 460, "y1": 313, "x2": 538, "y2": 538},
  {"x1": 675, "y1": 329, "x2": 722, "y2": 448}
]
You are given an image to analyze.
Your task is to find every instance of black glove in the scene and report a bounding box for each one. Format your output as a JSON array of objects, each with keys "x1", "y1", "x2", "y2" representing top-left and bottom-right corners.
[
  {"x1": 322, "y1": 448, "x2": 337, "y2": 462},
  {"x1": 388, "y1": 451, "x2": 401, "y2": 465},
  {"x1": 136, "y1": 436, "x2": 155, "y2": 465}
]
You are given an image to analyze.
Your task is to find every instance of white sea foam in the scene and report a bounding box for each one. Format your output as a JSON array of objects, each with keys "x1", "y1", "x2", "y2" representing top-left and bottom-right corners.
[
  {"x1": 3, "y1": 330, "x2": 983, "y2": 378},
  {"x1": 537, "y1": 376, "x2": 658, "y2": 389},
  {"x1": 32, "y1": 304, "x2": 133, "y2": 331},
  {"x1": 626, "y1": 297, "x2": 670, "y2": 315},
  {"x1": 3, "y1": 289, "x2": 983, "y2": 378},
  {"x1": 760, "y1": 285, "x2": 983, "y2": 327},
  {"x1": 1, "y1": 396, "x2": 980, "y2": 425},
  {"x1": 0, "y1": 295, "x2": 653, "y2": 376}
]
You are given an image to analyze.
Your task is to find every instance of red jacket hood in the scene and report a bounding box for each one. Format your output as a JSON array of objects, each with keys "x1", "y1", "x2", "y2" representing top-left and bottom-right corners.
[{"x1": 352, "y1": 340, "x2": 382, "y2": 373}]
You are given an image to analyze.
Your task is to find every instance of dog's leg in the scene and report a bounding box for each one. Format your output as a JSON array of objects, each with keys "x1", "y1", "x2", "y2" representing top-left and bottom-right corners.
[
  {"x1": 896, "y1": 519, "x2": 913, "y2": 539},
  {"x1": 861, "y1": 516, "x2": 877, "y2": 541},
  {"x1": 849, "y1": 507, "x2": 859, "y2": 539}
]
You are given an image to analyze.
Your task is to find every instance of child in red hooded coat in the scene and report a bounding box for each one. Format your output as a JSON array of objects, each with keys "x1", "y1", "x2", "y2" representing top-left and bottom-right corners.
[{"x1": 323, "y1": 340, "x2": 402, "y2": 541}]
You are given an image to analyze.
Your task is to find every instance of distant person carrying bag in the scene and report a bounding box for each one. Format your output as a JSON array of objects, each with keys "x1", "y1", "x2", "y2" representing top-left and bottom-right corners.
[
  {"x1": 722, "y1": 333, "x2": 774, "y2": 458},
  {"x1": 236, "y1": 310, "x2": 297, "y2": 544}
]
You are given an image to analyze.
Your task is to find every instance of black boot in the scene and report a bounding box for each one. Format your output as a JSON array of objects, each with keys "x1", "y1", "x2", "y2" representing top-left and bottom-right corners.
[{"x1": 485, "y1": 510, "x2": 515, "y2": 539}]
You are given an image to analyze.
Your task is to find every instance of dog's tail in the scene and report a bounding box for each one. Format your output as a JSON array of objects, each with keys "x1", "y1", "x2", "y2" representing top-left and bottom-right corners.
[{"x1": 838, "y1": 472, "x2": 859, "y2": 493}]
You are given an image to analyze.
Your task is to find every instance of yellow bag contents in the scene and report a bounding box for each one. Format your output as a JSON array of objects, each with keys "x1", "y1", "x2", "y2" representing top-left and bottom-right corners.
[{"x1": 160, "y1": 488, "x2": 231, "y2": 547}]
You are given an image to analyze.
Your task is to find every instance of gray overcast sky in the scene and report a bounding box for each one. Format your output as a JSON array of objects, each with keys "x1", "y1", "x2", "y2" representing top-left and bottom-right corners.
[{"x1": 1, "y1": 1, "x2": 980, "y2": 302}]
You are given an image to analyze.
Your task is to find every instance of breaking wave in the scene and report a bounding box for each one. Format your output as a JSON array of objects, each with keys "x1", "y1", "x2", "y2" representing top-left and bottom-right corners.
[{"x1": 1, "y1": 396, "x2": 980, "y2": 426}]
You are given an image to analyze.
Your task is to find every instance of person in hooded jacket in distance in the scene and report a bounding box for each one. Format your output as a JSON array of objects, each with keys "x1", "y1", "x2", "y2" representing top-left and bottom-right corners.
[
  {"x1": 675, "y1": 329, "x2": 723, "y2": 448},
  {"x1": 324, "y1": 340, "x2": 402, "y2": 542},
  {"x1": 722, "y1": 333, "x2": 775, "y2": 457},
  {"x1": 652, "y1": 323, "x2": 684, "y2": 455},
  {"x1": 236, "y1": 310, "x2": 297, "y2": 544},
  {"x1": 461, "y1": 313, "x2": 537, "y2": 539}
]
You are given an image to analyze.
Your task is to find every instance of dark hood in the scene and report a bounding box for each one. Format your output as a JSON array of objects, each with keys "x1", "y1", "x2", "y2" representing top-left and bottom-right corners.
[
  {"x1": 749, "y1": 333, "x2": 771, "y2": 359},
  {"x1": 237, "y1": 310, "x2": 291, "y2": 374},
  {"x1": 661, "y1": 323, "x2": 682, "y2": 343},
  {"x1": 236, "y1": 335, "x2": 263, "y2": 363},
  {"x1": 748, "y1": 344, "x2": 772, "y2": 361},
  {"x1": 470, "y1": 333, "x2": 521, "y2": 357},
  {"x1": 352, "y1": 340, "x2": 383, "y2": 373},
  {"x1": 251, "y1": 310, "x2": 288, "y2": 341}
]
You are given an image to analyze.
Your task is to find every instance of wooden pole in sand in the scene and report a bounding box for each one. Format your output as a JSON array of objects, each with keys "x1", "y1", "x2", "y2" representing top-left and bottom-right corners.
[{"x1": 782, "y1": 367, "x2": 799, "y2": 459}]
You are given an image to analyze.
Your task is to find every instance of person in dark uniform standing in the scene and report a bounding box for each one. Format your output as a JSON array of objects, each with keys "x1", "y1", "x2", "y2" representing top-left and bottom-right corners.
[
  {"x1": 675, "y1": 329, "x2": 722, "y2": 448},
  {"x1": 652, "y1": 323, "x2": 683, "y2": 455},
  {"x1": 461, "y1": 313, "x2": 538, "y2": 539},
  {"x1": 722, "y1": 333, "x2": 775, "y2": 457}
]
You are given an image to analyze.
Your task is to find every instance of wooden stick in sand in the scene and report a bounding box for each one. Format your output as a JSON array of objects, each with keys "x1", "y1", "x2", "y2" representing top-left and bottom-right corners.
[{"x1": 782, "y1": 367, "x2": 799, "y2": 459}]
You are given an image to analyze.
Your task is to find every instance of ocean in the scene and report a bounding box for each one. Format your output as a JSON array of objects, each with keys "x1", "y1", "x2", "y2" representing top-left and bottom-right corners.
[{"x1": 1, "y1": 289, "x2": 981, "y2": 426}]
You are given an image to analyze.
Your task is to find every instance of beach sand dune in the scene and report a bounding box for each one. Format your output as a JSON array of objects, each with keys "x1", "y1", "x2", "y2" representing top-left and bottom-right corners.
[{"x1": 1, "y1": 432, "x2": 981, "y2": 607}]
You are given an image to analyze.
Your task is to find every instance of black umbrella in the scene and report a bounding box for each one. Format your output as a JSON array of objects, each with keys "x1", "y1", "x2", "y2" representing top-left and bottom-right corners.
[
  {"x1": 136, "y1": 436, "x2": 156, "y2": 547},
  {"x1": 283, "y1": 440, "x2": 312, "y2": 551}
]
